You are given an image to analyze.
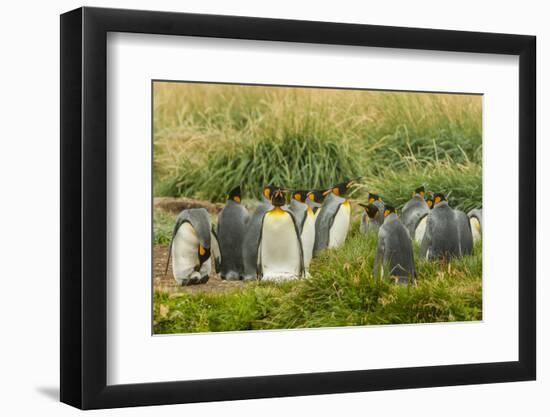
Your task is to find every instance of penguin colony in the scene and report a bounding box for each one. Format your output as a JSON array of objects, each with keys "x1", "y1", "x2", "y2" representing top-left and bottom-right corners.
[{"x1": 166, "y1": 183, "x2": 482, "y2": 285}]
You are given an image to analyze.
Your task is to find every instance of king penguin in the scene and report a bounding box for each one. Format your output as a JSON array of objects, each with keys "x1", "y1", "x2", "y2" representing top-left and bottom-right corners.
[
  {"x1": 288, "y1": 190, "x2": 309, "y2": 234},
  {"x1": 367, "y1": 193, "x2": 386, "y2": 226},
  {"x1": 241, "y1": 185, "x2": 278, "y2": 281},
  {"x1": 373, "y1": 205, "x2": 416, "y2": 284},
  {"x1": 413, "y1": 195, "x2": 433, "y2": 244},
  {"x1": 313, "y1": 179, "x2": 356, "y2": 255},
  {"x1": 165, "y1": 208, "x2": 213, "y2": 285},
  {"x1": 468, "y1": 208, "x2": 483, "y2": 242},
  {"x1": 359, "y1": 203, "x2": 382, "y2": 235},
  {"x1": 293, "y1": 190, "x2": 316, "y2": 272},
  {"x1": 217, "y1": 185, "x2": 249, "y2": 280},
  {"x1": 306, "y1": 189, "x2": 328, "y2": 222},
  {"x1": 401, "y1": 186, "x2": 430, "y2": 239},
  {"x1": 258, "y1": 188, "x2": 304, "y2": 281},
  {"x1": 420, "y1": 193, "x2": 462, "y2": 260}
]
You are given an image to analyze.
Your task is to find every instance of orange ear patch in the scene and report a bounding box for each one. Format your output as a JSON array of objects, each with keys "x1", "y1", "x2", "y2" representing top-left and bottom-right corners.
[
  {"x1": 233, "y1": 196, "x2": 241, "y2": 203},
  {"x1": 263, "y1": 189, "x2": 270, "y2": 199},
  {"x1": 384, "y1": 209, "x2": 390, "y2": 217},
  {"x1": 294, "y1": 193, "x2": 301, "y2": 201},
  {"x1": 434, "y1": 196, "x2": 441, "y2": 204},
  {"x1": 199, "y1": 245, "x2": 206, "y2": 256}
]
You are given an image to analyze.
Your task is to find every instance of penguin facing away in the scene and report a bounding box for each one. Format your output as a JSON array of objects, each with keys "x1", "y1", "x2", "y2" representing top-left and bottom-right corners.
[
  {"x1": 359, "y1": 203, "x2": 382, "y2": 235},
  {"x1": 165, "y1": 208, "x2": 213, "y2": 286},
  {"x1": 217, "y1": 185, "x2": 249, "y2": 280},
  {"x1": 468, "y1": 209, "x2": 483, "y2": 242},
  {"x1": 373, "y1": 206, "x2": 416, "y2": 284},
  {"x1": 401, "y1": 186, "x2": 430, "y2": 238},
  {"x1": 241, "y1": 185, "x2": 279, "y2": 281},
  {"x1": 420, "y1": 193, "x2": 462, "y2": 260},
  {"x1": 313, "y1": 179, "x2": 356, "y2": 255},
  {"x1": 258, "y1": 189, "x2": 304, "y2": 281}
]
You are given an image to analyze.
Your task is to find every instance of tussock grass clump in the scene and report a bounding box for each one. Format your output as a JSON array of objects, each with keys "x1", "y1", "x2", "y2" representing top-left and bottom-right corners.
[
  {"x1": 153, "y1": 225, "x2": 482, "y2": 334},
  {"x1": 153, "y1": 82, "x2": 482, "y2": 202}
]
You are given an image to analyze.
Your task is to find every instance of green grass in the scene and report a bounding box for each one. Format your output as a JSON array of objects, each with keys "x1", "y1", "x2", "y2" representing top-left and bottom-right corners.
[
  {"x1": 153, "y1": 82, "x2": 482, "y2": 204},
  {"x1": 154, "y1": 225, "x2": 482, "y2": 334}
]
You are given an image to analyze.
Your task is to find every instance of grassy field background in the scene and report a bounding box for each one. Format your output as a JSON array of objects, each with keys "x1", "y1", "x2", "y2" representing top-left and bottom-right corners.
[{"x1": 153, "y1": 82, "x2": 483, "y2": 334}]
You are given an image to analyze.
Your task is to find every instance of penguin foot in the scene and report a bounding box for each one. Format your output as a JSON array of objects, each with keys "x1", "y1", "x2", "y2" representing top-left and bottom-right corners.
[
  {"x1": 223, "y1": 271, "x2": 241, "y2": 281},
  {"x1": 242, "y1": 275, "x2": 259, "y2": 282},
  {"x1": 199, "y1": 275, "x2": 209, "y2": 284}
]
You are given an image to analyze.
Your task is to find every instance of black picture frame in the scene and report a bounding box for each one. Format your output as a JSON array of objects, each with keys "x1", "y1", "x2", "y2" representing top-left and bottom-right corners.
[{"x1": 60, "y1": 6, "x2": 536, "y2": 410}]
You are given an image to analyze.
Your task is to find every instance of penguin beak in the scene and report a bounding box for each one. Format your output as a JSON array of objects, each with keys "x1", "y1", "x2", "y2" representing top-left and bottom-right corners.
[{"x1": 322, "y1": 189, "x2": 332, "y2": 196}]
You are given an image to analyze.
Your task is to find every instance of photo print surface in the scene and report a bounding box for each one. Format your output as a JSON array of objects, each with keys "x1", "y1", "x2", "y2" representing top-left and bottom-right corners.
[{"x1": 152, "y1": 81, "x2": 482, "y2": 335}]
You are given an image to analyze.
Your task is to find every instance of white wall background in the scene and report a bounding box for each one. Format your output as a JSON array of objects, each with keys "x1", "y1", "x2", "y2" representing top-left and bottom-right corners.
[{"x1": 0, "y1": 0, "x2": 545, "y2": 415}]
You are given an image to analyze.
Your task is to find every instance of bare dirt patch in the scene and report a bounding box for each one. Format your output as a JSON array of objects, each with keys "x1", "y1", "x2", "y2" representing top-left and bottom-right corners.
[
  {"x1": 154, "y1": 197, "x2": 224, "y2": 214},
  {"x1": 153, "y1": 245, "x2": 246, "y2": 295}
]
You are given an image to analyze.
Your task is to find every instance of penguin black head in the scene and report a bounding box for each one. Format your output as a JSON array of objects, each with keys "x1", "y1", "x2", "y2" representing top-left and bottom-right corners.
[
  {"x1": 368, "y1": 193, "x2": 382, "y2": 203},
  {"x1": 307, "y1": 189, "x2": 328, "y2": 204},
  {"x1": 433, "y1": 193, "x2": 447, "y2": 206},
  {"x1": 325, "y1": 178, "x2": 358, "y2": 197},
  {"x1": 227, "y1": 185, "x2": 242, "y2": 204},
  {"x1": 414, "y1": 186, "x2": 425, "y2": 198},
  {"x1": 383, "y1": 205, "x2": 396, "y2": 217},
  {"x1": 196, "y1": 244, "x2": 211, "y2": 269},
  {"x1": 262, "y1": 184, "x2": 279, "y2": 201},
  {"x1": 292, "y1": 190, "x2": 309, "y2": 203},
  {"x1": 359, "y1": 203, "x2": 379, "y2": 219},
  {"x1": 426, "y1": 196, "x2": 434, "y2": 209},
  {"x1": 271, "y1": 188, "x2": 287, "y2": 207}
]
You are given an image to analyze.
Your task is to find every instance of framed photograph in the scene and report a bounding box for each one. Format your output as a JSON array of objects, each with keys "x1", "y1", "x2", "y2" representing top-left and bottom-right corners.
[{"x1": 60, "y1": 6, "x2": 536, "y2": 410}]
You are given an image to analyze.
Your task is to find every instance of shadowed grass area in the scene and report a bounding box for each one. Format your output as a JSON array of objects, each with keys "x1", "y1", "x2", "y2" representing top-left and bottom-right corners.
[
  {"x1": 153, "y1": 82, "x2": 482, "y2": 203},
  {"x1": 153, "y1": 225, "x2": 482, "y2": 334}
]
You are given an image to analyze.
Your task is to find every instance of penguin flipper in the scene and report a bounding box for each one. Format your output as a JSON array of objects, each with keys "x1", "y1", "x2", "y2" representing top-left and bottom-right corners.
[{"x1": 210, "y1": 225, "x2": 221, "y2": 273}]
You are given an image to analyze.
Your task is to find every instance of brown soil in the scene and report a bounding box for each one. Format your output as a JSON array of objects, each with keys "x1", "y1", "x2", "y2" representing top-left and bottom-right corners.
[
  {"x1": 153, "y1": 245, "x2": 246, "y2": 295},
  {"x1": 154, "y1": 197, "x2": 224, "y2": 214}
]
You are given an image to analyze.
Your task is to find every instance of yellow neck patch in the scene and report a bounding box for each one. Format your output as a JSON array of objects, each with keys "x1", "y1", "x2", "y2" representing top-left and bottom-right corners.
[{"x1": 269, "y1": 206, "x2": 286, "y2": 216}]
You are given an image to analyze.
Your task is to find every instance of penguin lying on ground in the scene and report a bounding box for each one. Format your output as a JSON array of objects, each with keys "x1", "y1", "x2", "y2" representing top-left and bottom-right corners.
[
  {"x1": 313, "y1": 179, "x2": 356, "y2": 255},
  {"x1": 420, "y1": 193, "x2": 463, "y2": 260},
  {"x1": 241, "y1": 185, "x2": 278, "y2": 281},
  {"x1": 258, "y1": 188, "x2": 304, "y2": 281},
  {"x1": 468, "y1": 209, "x2": 483, "y2": 242},
  {"x1": 217, "y1": 185, "x2": 249, "y2": 280},
  {"x1": 165, "y1": 208, "x2": 214, "y2": 286},
  {"x1": 373, "y1": 205, "x2": 416, "y2": 284},
  {"x1": 359, "y1": 203, "x2": 383, "y2": 235},
  {"x1": 401, "y1": 186, "x2": 430, "y2": 239}
]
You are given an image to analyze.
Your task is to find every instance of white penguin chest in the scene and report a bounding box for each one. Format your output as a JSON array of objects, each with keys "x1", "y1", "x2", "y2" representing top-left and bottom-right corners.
[
  {"x1": 172, "y1": 223, "x2": 199, "y2": 280},
  {"x1": 260, "y1": 209, "x2": 302, "y2": 281},
  {"x1": 301, "y1": 209, "x2": 316, "y2": 268},
  {"x1": 329, "y1": 201, "x2": 351, "y2": 248},
  {"x1": 414, "y1": 216, "x2": 428, "y2": 243},
  {"x1": 470, "y1": 217, "x2": 481, "y2": 242}
]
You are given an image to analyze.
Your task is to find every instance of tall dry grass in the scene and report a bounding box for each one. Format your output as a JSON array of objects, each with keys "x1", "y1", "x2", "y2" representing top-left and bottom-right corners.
[{"x1": 153, "y1": 81, "x2": 482, "y2": 206}]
